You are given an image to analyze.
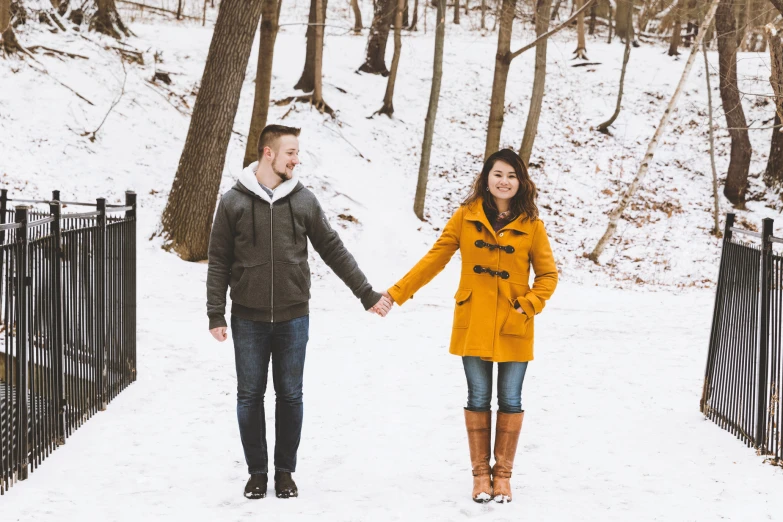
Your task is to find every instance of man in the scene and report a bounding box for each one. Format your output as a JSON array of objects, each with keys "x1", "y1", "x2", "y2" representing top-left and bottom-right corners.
[{"x1": 207, "y1": 124, "x2": 391, "y2": 500}]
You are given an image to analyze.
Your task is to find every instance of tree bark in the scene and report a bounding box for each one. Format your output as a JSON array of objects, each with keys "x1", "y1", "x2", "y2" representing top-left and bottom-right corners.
[
  {"x1": 589, "y1": 0, "x2": 720, "y2": 262},
  {"x1": 91, "y1": 0, "x2": 131, "y2": 38},
  {"x1": 243, "y1": 0, "x2": 281, "y2": 168},
  {"x1": 481, "y1": 0, "x2": 486, "y2": 28},
  {"x1": 596, "y1": 0, "x2": 633, "y2": 133},
  {"x1": 352, "y1": 0, "x2": 363, "y2": 33},
  {"x1": 295, "y1": 0, "x2": 328, "y2": 92},
  {"x1": 574, "y1": 0, "x2": 588, "y2": 58},
  {"x1": 414, "y1": 0, "x2": 446, "y2": 219},
  {"x1": 763, "y1": 24, "x2": 783, "y2": 190},
  {"x1": 0, "y1": 0, "x2": 18, "y2": 55},
  {"x1": 312, "y1": 0, "x2": 326, "y2": 109},
  {"x1": 716, "y1": 0, "x2": 751, "y2": 207},
  {"x1": 359, "y1": 0, "x2": 394, "y2": 75},
  {"x1": 588, "y1": 0, "x2": 596, "y2": 34},
  {"x1": 410, "y1": 0, "x2": 419, "y2": 29},
  {"x1": 484, "y1": 0, "x2": 516, "y2": 158},
  {"x1": 519, "y1": 0, "x2": 553, "y2": 164},
  {"x1": 403, "y1": 0, "x2": 409, "y2": 26},
  {"x1": 160, "y1": 0, "x2": 265, "y2": 261},
  {"x1": 616, "y1": 0, "x2": 631, "y2": 41},
  {"x1": 668, "y1": 6, "x2": 681, "y2": 56},
  {"x1": 454, "y1": 0, "x2": 460, "y2": 23},
  {"x1": 378, "y1": 0, "x2": 405, "y2": 116},
  {"x1": 704, "y1": 43, "x2": 721, "y2": 236}
]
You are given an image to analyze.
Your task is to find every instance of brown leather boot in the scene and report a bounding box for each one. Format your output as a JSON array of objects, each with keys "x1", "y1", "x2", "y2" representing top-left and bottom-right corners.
[
  {"x1": 492, "y1": 411, "x2": 524, "y2": 503},
  {"x1": 464, "y1": 409, "x2": 493, "y2": 503}
]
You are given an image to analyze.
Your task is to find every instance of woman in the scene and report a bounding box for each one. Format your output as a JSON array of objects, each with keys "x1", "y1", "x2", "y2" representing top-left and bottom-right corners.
[{"x1": 385, "y1": 149, "x2": 558, "y2": 503}]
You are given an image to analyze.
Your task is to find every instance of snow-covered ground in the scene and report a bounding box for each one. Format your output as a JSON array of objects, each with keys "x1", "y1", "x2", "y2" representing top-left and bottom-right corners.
[{"x1": 2, "y1": 2, "x2": 783, "y2": 519}]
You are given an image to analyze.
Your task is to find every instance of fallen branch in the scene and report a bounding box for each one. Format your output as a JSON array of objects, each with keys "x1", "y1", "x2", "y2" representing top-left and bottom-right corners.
[
  {"x1": 117, "y1": 0, "x2": 203, "y2": 21},
  {"x1": 571, "y1": 61, "x2": 602, "y2": 67},
  {"x1": 23, "y1": 53, "x2": 95, "y2": 105},
  {"x1": 28, "y1": 45, "x2": 89, "y2": 60}
]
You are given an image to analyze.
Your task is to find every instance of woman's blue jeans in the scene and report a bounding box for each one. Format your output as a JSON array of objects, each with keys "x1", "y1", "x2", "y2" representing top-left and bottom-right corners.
[{"x1": 462, "y1": 357, "x2": 528, "y2": 413}]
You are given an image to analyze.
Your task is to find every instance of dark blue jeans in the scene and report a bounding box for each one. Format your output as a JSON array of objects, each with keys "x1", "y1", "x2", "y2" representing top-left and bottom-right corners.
[
  {"x1": 231, "y1": 314, "x2": 309, "y2": 475},
  {"x1": 462, "y1": 357, "x2": 528, "y2": 413}
]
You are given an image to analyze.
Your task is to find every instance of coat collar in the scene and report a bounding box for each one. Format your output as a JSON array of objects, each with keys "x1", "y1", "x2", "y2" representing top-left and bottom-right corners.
[{"x1": 465, "y1": 199, "x2": 535, "y2": 236}]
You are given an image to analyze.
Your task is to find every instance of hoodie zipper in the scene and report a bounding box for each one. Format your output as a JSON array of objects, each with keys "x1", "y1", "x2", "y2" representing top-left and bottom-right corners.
[{"x1": 270, "y1": 201, "x2": 274, "y2": 323}]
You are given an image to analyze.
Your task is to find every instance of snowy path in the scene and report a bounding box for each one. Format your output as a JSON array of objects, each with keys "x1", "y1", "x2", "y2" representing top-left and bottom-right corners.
[{"x1": 3, "y1": 242, "x2": 783, "y2": 521}]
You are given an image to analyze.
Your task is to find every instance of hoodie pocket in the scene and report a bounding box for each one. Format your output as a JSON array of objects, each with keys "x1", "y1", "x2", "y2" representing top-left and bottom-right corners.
[
  {"x1": 275, "y1": 261, "x2": 311, "y2": 306},
  {"x1": 230, "y1": 261, "x2": 272, "y2": 309},
  {"x1": 453, "y1": 289, "x2": 473, "y2": 329}
]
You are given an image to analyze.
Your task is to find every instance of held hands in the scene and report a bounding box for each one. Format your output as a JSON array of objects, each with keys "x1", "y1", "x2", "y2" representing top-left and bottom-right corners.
[{"x1": 369, "y1": 291, "x2": 394, "y2": 317}]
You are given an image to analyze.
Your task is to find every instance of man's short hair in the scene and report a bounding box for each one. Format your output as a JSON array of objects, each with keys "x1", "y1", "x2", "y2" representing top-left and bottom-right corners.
[{"x1": 258, "y1": 125, "x2": 301, "y2": 159}]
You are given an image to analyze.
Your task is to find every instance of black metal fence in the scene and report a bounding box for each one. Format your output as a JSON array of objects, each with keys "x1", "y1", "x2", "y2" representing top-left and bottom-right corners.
[
  {"x1": 0, "y1": 189, "x2": 137, "y2": 495},
  {"x1": 701, "y1": 212, "x2": 783, "y2": 463}
]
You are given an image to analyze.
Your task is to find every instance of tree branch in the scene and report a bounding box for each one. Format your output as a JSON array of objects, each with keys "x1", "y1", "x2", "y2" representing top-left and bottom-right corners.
[{"x1": 509, "y1": 0, "x2": 596, "y2": 61}]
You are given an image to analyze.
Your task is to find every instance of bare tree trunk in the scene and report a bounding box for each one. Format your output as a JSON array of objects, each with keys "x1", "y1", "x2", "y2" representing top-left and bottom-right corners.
[
  {"x1": 704, "y1": 43, "x2": 721, "y2": 236},
  {"x1": 403, "y1": 0, "x2": 409, "y2": 25},
  {"x1": 312, "y1": 0, "x2": 326, "y2": 109},
  {"x1": 616, "y1": 0, "x2": 630, "y2": 41},
  {"x1": 454, "y1": 0, "x2": 460, "y2": 23},
  {"x1": 352, "y1": 0, "x2": 363, "y2": 33},
  {"x1": 574, "y1": 0, "x2": 588, "y2": 58},
  {"x1": 551, "y1": 0, "x2": 563, "y2": 19},
  {"x1": 607, "y1": 0, "x2": 613, "y2": 42},
  {"x1": 377, "y1": 0, "x2": 405, "y2": 116},
  {"x1": 159, "y1": 0, "x2": 265, "y2": 261},
  {"x1": 596, "y1": 0, "x2": 633, "y2": 133},
  {"x1": 588, "y1": 0, "x2": 596, "y2": 34},
  {"x1": 243, "y1": 0, "x2": 281, "y2": 168},
  {"x1": 716, "y1": 0, "x2": 751, "y2": 207},
  {"x1": 485, "y1": 0, "x2": 516, "y2": 158},
  {"x1": 360, "y1": 0, "x2": 394, "y2": 75},
  {"x1": 0, "y1": 0, "x2": 16, "y2": 55},
  {"x1": 295, "y1": 0, "x2": 328, "y2": 91},
  {"x1": 668, "y1": 6, "x2": 682, "y2": 55},
  {"x1": 91, "y1": 0, "x2": 131, "y2": 38},
  {"x1": 414, "y1": 0, "x2": 446, "y2": 219},
  {"x1": 763, "y1": 24, "x2": 783, "y2": 190},
  {"x1": 410, "y1": 0, "x2": 419, "y2": 29},
  {"x1": 589, "y1": 0, "x2": 720, "y2": 262},
  {"x1": 176, "y1": 0, "x2": 183, "y2": 19},
  {"x1": 481, "y1": 0, "x2": 487, "y2": 28},
  {"x1": 734, "y1": 0, "x2": 747, "y2": 47},
  {"x1": 519, "y1": 0, "x2": 553, "y2": 164}
]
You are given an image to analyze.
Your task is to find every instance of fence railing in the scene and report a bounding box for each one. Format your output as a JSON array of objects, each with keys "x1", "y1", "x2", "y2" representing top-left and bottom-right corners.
[
  {"x1": 0, "y1": 189, "x2": 137, "y2": 495},
  {"x1": 701, "y1": 212, "x2": 783, "y2": 464}
]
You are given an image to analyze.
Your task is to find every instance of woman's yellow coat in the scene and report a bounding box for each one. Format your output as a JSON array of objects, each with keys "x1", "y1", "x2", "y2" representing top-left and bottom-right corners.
[{"x1": 388, "y1": 200, "x2": 558, "y2": 362}]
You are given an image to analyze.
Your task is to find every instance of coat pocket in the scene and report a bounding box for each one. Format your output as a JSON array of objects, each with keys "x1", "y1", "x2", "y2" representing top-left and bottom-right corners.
[
  {"x1": 275, "y1": 261, "x2": 311, "y2": 306},
  {"x1": 453, "y1": 289, "x2": 473, "y2": 329},
  {"x1": 500, "y1": 306, "x2": 530, "y2": 337},
  {"x1": 230, "y1": 261, "x2": 272, "y2": 309}
]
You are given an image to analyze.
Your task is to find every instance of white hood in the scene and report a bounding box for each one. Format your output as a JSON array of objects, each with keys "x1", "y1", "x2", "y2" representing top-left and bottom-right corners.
[{"x1": 238, "y1": 161, "x2": 300, "y2": 203}]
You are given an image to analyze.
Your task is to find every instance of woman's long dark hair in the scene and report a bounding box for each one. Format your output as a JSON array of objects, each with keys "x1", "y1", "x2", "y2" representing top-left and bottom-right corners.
[{"x1": 462, "y1": 149, "x2": 539, "y2": 222}]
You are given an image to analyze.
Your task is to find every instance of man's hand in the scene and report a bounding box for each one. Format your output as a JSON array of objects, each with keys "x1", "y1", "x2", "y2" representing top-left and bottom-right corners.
[
  {"x1": 369, "y1": 295, "x2": 393, "y2": 317},
  {"x1": 210, "y1": 327, "x2": 228, "y2": 342}
]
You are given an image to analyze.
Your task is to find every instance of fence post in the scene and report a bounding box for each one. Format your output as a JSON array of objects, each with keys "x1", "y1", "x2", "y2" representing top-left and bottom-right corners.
[
  {"x1": 15, "y1": 206, "x2": 30, "y2": 481},
  {"x1": 49, "y1": 200, "x2": 67, "y2": 445},
  {"x1": 702, "y1": 213, "x2": 735, "y2": 414},
  {"x1": 96, "y1": 198, "x2": 107, "y2": 411},
  {"x1": 757, "y1": 217, "x2": 774, "y2": 450},
  {"x1": 1, "y1": 189, "x2": 8, "y2": 245},
  {"x1": 125, "y1": 192, "x2": 137, "y2": 383}
]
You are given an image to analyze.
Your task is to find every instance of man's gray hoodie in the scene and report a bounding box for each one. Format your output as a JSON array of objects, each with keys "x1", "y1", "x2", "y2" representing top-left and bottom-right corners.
[{"x1": 206, "y1": 162, "x2": 382, "y2": 329}]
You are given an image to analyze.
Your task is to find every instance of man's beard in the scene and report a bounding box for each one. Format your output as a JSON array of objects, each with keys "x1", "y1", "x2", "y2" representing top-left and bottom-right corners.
[{"x1": 273, "y1": 164, "x2": 292, "y2": 181}]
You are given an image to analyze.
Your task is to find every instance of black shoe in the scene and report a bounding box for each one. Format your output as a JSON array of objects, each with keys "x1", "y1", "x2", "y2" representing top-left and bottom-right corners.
[
  {"x1": 274, "y1": 471, "x2": 298, "y2": 499},
  {"x1": 244, "y1": 473, "x2": 268, "y2": 499}
]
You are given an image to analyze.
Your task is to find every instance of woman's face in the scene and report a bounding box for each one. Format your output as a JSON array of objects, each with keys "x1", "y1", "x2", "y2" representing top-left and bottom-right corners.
[{"x1": 487, "y1": 160, "x2": 520, "y2": 202}]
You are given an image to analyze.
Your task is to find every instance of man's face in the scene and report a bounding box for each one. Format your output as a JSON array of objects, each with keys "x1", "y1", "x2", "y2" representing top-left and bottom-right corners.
[{"x1": 268, "y1": 135, "x2": 300, "y2": 181}]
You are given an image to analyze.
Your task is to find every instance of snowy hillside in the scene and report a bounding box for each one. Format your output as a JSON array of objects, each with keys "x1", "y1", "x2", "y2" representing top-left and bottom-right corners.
[{"x1": 1, "y1": 1, "x2": 780, "y2": 290}]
